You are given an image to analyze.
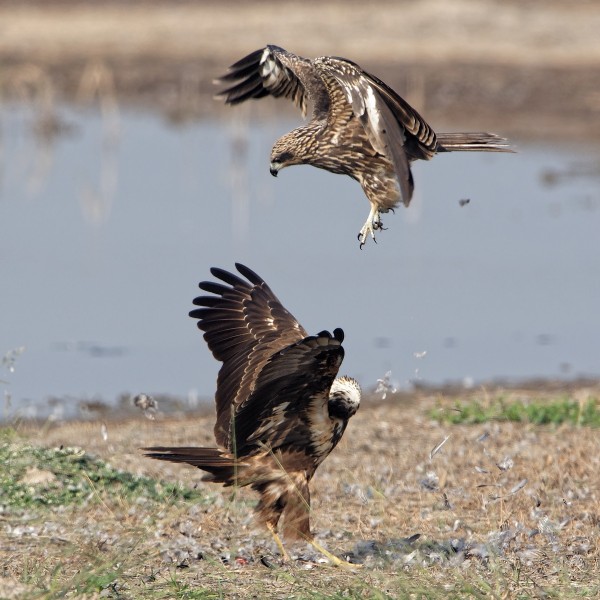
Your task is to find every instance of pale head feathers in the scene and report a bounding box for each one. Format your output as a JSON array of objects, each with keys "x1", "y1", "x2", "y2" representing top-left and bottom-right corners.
[{"x1": 329, "y1": 375, "x2": 361, "y2": 418}]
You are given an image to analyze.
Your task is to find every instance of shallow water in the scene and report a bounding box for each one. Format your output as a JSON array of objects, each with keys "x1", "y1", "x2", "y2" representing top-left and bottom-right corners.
[{"x1": 1, "y1": 105, "x2": 599, "y2": 419}]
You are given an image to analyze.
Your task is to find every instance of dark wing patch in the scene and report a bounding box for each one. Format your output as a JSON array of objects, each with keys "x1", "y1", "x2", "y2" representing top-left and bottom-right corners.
[
  {"x1": 231, "y1": 330, "x2": 345, "y2": 457},
  {"x1": 217, "y1": 45, "x2": 310, "y2": 115},
  {"x1": 215, "y1": 45, "x2": 320, "y2": 118},
  {"x1": 189, "y1": 263, "x2": 308, "y2": 448}
]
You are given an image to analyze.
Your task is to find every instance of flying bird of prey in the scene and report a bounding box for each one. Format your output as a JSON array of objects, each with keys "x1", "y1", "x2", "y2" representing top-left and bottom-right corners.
[
  {"x1": 216, "y1": 45, "x2": 512, "y2": 247},
  {"x1": 145, "y1": 263, "x2": 361, "y2": 555}
]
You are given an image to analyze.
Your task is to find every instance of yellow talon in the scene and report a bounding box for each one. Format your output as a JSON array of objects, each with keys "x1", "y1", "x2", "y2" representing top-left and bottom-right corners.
[
  {"x1": 308, "y1": 537, "x2": 361, "y2": 570},
  {"x1": 267, "y1": 523, "x2": 290, "y2": 561}
]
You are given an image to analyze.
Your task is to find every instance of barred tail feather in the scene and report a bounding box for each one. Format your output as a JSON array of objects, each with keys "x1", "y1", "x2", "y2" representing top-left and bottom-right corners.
[
  {"x1": 144, "y1": 446, "x2": 242, "y2": 484},
  {"x1": 436, "y1": 132, "x2": 513, "y2": 153}
]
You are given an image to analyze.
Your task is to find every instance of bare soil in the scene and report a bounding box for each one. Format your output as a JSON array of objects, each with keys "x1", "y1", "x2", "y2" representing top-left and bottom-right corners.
[{"x1": 3, "y1": 385, "x2": 600, "y2": 598}]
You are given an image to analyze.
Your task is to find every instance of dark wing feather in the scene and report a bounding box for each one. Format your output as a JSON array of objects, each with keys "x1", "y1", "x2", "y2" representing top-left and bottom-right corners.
[
  {"x1": 231, "y1": 329, "x2": 345, "y2": 458},
  {"x1": 189, "y1": 263, "x2": 308, "y2": 448},
  {"x1": 315, "y1": 56, "x2": 415, "y2": 207},
  {"x1": 360, "y1": 69, "x2": 438, "y2": 161},
  {"x1": 214, "y1": 45, "x2": 329, "y2": 118}
]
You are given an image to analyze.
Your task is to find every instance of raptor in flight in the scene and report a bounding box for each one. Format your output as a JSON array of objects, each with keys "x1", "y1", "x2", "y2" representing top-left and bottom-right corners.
[
  {"x1": 216, "y1": 45, "x2": 512, "y2": 247},
  {"x1": 145, "y1": 263, "x2": 361, "y2": 553}
]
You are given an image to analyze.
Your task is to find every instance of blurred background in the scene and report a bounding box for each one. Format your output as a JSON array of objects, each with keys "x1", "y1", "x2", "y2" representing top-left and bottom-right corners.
[{"x1": 1, "y1": 0, "x2": 599, "y2": 419}]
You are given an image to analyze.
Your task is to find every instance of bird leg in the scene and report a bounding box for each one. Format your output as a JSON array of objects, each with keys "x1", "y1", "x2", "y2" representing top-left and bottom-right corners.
[
  {"x1": 358, "y1": 206, "x2": 383, "y2": 249},
  {"x1": 307, "y1": 536, "x2": 361, "y2": 570},
  {"x1": 266, "y1": 522, "x2": 290, "y2": 561},
  {"x1": 267, "y1": 523, "x2": 359, "y2": 569}
]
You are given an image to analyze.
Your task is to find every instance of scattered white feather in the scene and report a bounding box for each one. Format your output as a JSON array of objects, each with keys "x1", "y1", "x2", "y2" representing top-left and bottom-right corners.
[
  {"x1": 430, "y1": 435, "x2": 450, "y2": 461},
  {"x1": 375, "y1": 371, "x2": 397, "y2": 400},
  {"x1": 510, "y1": 478, "x2": 528, "y2": 495}
]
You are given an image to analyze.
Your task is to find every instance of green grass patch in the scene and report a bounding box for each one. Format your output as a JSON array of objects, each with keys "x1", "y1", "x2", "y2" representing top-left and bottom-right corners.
[
  {"x1": 0, "y1": 433, "x2": 206, "y2": 513},
  {"x1": 430, "y1": 395, "x2": 600, "y2": 426}
]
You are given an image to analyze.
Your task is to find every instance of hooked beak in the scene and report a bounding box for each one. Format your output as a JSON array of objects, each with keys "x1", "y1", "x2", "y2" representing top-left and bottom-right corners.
[{"x1": 269, "y1": 164, "x2": 279, "y2": 177}]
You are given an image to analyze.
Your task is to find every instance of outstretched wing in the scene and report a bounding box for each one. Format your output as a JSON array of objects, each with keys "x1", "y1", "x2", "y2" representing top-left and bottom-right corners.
[
  {"x1": 231, "y1": 328, "x2": 346, "y2": 458},
  {"x1": 214, "y1": 45, "x2": 329, "y2": 118},
  {"x1": 189, "y1": 263, "x2": 308, "y2": 448}
]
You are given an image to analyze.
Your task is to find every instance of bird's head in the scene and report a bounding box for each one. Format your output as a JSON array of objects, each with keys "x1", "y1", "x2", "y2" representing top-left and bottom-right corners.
[
  {"x1": 328, "y1": 376, "x2": 361, "y2": 420},
  {"x1": 270, "y1": 132, "x2": 306, "y2": 176},
  {"x1": 269, "y1": 150, "x2": 295, "y2": 177}
]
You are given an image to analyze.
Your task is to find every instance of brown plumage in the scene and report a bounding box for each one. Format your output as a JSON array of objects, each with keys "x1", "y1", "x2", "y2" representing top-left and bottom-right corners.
[
  {"x1": 145, "y1": 263, "x2": 361, "y2": 541},
  {"x1": 216, "y1": 45, "x2": 513, "y2": 247}
]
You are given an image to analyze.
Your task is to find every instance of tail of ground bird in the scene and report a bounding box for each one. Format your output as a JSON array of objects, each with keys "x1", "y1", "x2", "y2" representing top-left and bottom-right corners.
[
  {"x1": 436, "y1": 132, "x2": 513, "y2": 153},
  {"x1": 144, "y1": 446, "x2": 242, "y2": 485}
]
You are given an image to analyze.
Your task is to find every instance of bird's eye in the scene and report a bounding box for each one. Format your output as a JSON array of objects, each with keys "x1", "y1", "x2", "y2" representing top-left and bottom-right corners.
[{"x1": 275, "y1": 151, "x2": 294, "y2": 163}]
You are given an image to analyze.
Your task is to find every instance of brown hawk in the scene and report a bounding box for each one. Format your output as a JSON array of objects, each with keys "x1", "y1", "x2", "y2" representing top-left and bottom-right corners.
[
  {"x1": 145, "y1": 263, "x2": 360, "y2": 548},
  {"x1": 216, "y1": 45, "x2": 512, "y2": 247}
]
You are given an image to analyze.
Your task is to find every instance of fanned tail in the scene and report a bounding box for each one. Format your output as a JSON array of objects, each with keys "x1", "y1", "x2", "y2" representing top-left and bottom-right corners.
[
  {"x1": 144, "y1": 446, "x2": 242, "y2": 484},
  {"x1": 436, "y1": 132, "x2": 513, "y2": 153}
]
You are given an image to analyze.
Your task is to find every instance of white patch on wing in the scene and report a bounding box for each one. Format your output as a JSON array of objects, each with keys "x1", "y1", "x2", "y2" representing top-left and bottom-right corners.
[
  {"x1": 260, "y1": 47, "x2": 272, "y2": 67},
  {"x1": 261, "y1": 50, "x2": 282, "y2": 87},
  {"x1": 344, "y1": 81, "x2": 365, "y2": 117},
  {"x1": 365, "y1": 87, "x2": 380, "y2": 128},
  {"x1": 340, "y1": 81, "x2": 355, "y2": 105},
  {"x1": 364, "y1": 86, "x2": 388, "y2": 155}
]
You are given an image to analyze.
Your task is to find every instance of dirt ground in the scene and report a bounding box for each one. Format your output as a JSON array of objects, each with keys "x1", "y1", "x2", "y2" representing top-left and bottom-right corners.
[
  {"x1": 1, "y1": 0, "x2": 599, "y2": 139},
  {"x1": 3, "y1": 385, "x2": 600, "y2": 598}
]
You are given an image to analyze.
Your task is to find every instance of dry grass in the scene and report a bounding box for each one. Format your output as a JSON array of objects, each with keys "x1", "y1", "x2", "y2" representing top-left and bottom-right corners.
[
  {"x1": 2, "y1": 386, "x2": 600, "y2": 598},
  {"x1": 1, "y1": 0, "x2": 598, "y2": 68}
]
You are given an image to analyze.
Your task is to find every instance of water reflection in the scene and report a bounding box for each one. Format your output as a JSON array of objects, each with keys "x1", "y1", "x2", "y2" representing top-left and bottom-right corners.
[{"x1": 0, "y1": 104, "x2": 599, "y2": 419}]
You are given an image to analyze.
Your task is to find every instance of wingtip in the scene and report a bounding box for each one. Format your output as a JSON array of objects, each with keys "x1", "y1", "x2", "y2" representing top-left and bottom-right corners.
[
  {"x1": 316, "y1": 329, "x2": 344, "y2": 344},
  {"x1": 235, "y1": 262, "x2": 265, "y2": 286},
  {"x1": 212, "y1": 91, "x2": 229, "y2": 104}
]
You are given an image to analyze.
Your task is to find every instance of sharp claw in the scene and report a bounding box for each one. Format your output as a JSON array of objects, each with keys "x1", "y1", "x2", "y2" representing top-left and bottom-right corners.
[{"x1": 358, "y1": 208, "x2": 384, "y2": 248}]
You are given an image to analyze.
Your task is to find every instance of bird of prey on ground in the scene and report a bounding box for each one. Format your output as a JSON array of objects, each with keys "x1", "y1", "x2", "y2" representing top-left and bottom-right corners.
[
  {"x1": 144, "y1": 263, "x2": 361, "y2": 559},
  {"x1": 215, "y1": 45, "x2": 513, "y2": 247}
]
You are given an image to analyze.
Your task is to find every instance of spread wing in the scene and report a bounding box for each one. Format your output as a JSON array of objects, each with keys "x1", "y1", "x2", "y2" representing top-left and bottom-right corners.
[
  {"x1": 189, "y1": 263, "x2": 308, "y2": 448},
  {"x1": 214, "y1": 45, "x2": 329, "y2": 119},
  {"x1": 314, "y1": 56, "x2": 438, "y2": 207},
  {"x1": 231, "y1": 328, "x2": 345, "y2": 458}
]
